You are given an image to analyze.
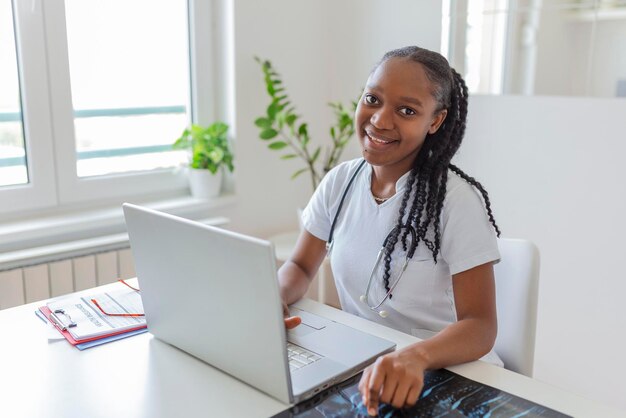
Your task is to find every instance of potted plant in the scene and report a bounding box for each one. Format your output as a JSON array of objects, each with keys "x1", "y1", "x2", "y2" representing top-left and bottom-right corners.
[
  {"x1": 173, "y1": 122, "x2": 234, "y2": 199},
  {"x1": 254, "y1": 57, "x2": 356, "y2": 193}
]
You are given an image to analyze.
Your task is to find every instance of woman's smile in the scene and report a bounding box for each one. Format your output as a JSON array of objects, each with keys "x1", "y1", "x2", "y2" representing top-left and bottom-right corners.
[{"x1": 364, "y1": 129, "x2": 399, "y2": 150}]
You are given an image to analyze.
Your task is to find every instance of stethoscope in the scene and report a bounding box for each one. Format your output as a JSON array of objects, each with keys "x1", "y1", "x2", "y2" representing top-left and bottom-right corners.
[{"x1": 325, "y1": 159, "x2": 418, "y2": 318}]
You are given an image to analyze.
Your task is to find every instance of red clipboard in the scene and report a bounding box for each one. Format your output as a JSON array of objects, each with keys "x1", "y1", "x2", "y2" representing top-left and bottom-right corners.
[{"x1": 39, "y1": 305, "x2": 147, "y2": 346}]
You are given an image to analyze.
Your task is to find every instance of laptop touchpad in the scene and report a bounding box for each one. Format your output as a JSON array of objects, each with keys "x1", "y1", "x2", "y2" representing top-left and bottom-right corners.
[
  {"x1": 289, "y1": 308, "x2": 329, "y2": 330},
  {"x1": 287, "y1": 323, "x2": 317, "y2": 338}
]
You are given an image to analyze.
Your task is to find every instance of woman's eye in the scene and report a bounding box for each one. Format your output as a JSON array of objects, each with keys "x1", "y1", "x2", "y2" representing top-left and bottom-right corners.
[
  {"x1": 364, "y1": 94, "x2": 378, "y2": 105},
  {"x1": 399, "y1": 107, "x2": 416, "y2": 116}
]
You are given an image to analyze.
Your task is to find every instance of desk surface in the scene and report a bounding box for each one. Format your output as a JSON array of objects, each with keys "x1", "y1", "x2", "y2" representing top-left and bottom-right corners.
[{"x1": 0, "y1": 283, "x2": 621, "y2": 418}]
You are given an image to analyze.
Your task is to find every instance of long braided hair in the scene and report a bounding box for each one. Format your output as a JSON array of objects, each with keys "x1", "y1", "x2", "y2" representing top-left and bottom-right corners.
[{"x1": 378, "y1": 46, "x2": 501, "y2": 298}]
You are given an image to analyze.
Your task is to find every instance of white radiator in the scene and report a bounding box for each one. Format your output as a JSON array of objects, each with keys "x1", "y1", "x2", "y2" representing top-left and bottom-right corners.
[{"x1": 0, "y1": 217, "x2": 228, "y2": 310}]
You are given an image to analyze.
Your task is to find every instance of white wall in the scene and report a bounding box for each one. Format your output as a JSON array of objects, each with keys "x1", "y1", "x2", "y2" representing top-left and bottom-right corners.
[
  {"x1": 588, "y1": 19, "x2": 626, "y2": 97},
  {"x1": 533, "y1": 6, "x2": 583, "y2": 96},
  {"x1": 534, "y1": 7, "x2": 626, "y2": 97},
  {"x1": 455, "y1": 95, "x2": 626, "y2": 411},
  {"x1": 211, "y1": 0, "x2": 441, "y2": 237}
]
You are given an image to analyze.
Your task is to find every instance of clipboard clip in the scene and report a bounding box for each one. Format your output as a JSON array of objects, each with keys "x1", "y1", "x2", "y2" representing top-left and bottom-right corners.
[{"x1": 49, "y1": 309, "x2": 77, "y2": 331}]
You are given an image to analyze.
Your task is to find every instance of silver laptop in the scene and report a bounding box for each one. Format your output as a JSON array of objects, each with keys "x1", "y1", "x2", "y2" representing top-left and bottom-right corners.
[{"x1": 123, "y1": 203, "x2": 395, "y2": 404}]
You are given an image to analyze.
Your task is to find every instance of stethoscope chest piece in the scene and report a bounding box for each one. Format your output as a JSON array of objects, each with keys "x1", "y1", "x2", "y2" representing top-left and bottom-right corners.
[{"x1": 360, "y1": 294, "x2": 389, "y2": 318}]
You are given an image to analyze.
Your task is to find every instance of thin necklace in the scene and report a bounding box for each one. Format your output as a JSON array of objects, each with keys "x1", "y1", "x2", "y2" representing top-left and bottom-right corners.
[{"x1": 372, "y1": 194, "x2": 391, "y2": 203}]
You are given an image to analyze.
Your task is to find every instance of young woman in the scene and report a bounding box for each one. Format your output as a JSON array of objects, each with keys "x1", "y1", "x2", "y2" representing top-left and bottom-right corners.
[{"x1": 278, "y1": 46, "x2": 501, "y2": 415}]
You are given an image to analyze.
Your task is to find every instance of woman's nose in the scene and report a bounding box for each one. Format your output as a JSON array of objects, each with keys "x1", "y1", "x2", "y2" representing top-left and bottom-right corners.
[{"x1": 370, "y1": 107, "x2": 393, "y2": 130}]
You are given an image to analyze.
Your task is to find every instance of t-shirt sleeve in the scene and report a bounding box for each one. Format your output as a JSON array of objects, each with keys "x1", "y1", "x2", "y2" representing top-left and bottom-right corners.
[
  {"x1": 440, "y1": 180, "x2": 500, "y2": 275},
  {"x1": 300, "y1": 167, "x2": 336, "y2": 242}
]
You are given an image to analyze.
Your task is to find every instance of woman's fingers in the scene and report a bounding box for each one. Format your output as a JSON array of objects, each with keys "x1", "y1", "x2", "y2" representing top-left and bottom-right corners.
[
  {"x1": 365, "y1": 359, "x2": 387, "y2": 415},
  {"x1": 359, "y1": 352, "x2": 426, "y2": 414},
  {"x1": 284, "y1": 316, "x2": 301, "y2": 329},
  {"x1": 404, "y1": 385, "x2": 422, "y2": 408},
  {"x1": 378, "y1": 372, "x2": 398, "y2": 405},
  {"x1": 358, "y1": 366, "x2": 372, "y2": 408},
  {"x1": 390, "y1": 380, "x2": 412, "y2": 409},
  {"x1": 282, "y1": 301, "x2": 301, "y2": 329}
]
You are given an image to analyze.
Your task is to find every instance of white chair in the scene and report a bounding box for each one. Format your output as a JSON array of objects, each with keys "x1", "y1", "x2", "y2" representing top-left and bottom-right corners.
[{"x1": 493, "y1": 238, "x2": 540, "y2": 377}]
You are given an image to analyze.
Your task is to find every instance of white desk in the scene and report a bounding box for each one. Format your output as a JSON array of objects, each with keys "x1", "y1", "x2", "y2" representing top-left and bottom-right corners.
[{"x1": 0, "y1": 283, "x2": 621, "y2": 418}]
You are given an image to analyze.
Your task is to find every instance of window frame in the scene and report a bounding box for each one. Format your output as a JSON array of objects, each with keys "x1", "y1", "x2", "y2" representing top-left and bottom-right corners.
[
  {"x1": 1, "y1": 0, "x2": 213, "y2": 213},
  {"x1": 2, "y1": 0, "x2": 57, "y2": 215}
]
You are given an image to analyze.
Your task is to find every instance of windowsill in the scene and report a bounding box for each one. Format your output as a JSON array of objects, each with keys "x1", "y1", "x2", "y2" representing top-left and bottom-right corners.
[{"x1": 0, "y1": 193, "x2": 238, "y2": 254}]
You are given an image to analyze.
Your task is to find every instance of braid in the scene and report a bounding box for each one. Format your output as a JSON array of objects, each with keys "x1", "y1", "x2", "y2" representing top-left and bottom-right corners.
[
  {"x1": 449, "y1": 164, "x2": 501, "y2": 237},
  {"x1": 381, "y1": 234, "x2": 398, "y2": 296},
  {"x1": 448, "y1": 69, "x2": 468, "y2": 157},
  {"x1": 428, "y1": 68, "x2": 467, "y2": 260},
  {"x1": 398, "y1": 168, "x2": 418, "y2": 252},
  {"x1": 380, "y1": 167, "x2": 418, "y2": 297},
  {"x1": 373, "y1": 46, "x2": 500, "y2": 300}
]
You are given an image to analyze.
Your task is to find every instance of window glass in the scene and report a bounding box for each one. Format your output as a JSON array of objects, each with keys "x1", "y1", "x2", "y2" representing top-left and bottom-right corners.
[
  {"x1": 0, "y1": 1, "x2": 28, "y2": 187},
  {"x1": 64, "y1": 0, "x2": 189, "y2": 178}
]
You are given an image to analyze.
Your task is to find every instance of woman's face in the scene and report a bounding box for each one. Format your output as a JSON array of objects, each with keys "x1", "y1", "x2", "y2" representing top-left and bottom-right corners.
[{"x1": 355, "y1": 57, "x2": 447, "y2": 174}]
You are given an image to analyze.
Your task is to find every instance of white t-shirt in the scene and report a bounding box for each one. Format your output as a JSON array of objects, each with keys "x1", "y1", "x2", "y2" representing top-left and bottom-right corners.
[{"x1": 301, "y1": 158, "x2": 503, "y2": 365}]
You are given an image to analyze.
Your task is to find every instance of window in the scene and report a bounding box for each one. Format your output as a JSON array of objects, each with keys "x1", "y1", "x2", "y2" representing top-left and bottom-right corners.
[
  {"x1": 64, "y1": 0, "x2": 188, "y2": 178},
  {"x1": 442, "y1": 0, "x2": 509, "y2": 95},
  {"x1": 1, "y1": 0, "x2": 214, "y2": 214},
  {"x1": 0, "y1": 0, "x2": 27, "y2": 187}
]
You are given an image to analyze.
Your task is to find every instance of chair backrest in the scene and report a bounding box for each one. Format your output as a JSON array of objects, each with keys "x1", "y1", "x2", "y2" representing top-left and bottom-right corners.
[{"x1": 493, "y1": 238, "x2": 540, "y2": 377}]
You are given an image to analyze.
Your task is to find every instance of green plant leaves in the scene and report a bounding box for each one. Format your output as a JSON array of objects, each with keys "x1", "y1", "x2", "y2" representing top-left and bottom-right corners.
[
  {"x1": 285, "y1": 114, "x2": 297, "y2": 127},
  {"x1": 254, "y1": 56, "x2": 357, "y2": 191},
  {"x1": 311, "y1": 146, "x2": 321, "y2": 163},
  {"x1": 207, "y1": 122, "x2": 228, "y2": 137},
  {"x1": 291, "y1": 168, "x2": 308, "y2": 179},
  {"x1": 267, "y1": 102, "x2": 280, "y2": 119},
  {"x1": 268, "y1": 141, "x2": 288, "y2": 150},
  {"x1": 340, "y1": 113, "x2": 352, "y2": 130},
  {"x1": 174, "y1": 122, "x2": 234, "y2": 173},
  {"x1": 206, "y1": 148, "x2": 224, "y2": 163},
  {"x1": 260, "y1": 129, "x2": 278, "y2": 140},
  {"x1": 173, "y1": 135, "x2": 188, "y2": 149},
  {"x1": 254, "y1": 117, "x2": 272, "y2": 129}
]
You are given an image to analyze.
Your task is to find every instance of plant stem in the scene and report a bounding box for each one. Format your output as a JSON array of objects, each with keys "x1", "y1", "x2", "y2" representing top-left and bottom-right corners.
[{"x1": 276, "y1": 127, "x2": 319, "y2": 190}]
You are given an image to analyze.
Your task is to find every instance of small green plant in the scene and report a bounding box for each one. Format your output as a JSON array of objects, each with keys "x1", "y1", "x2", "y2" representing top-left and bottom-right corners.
[
  {"x1": 173, "y1": 122, "x2": 234, "y2": 174},
  {"x1": 254, "y1": 57, "x2": 356, "y2": 192}
]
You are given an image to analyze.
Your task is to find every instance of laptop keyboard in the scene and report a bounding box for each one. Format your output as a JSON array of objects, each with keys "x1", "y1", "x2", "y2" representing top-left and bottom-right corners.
[{"x1": 287, "y1": 343, "x2": 323, "y2": 371}]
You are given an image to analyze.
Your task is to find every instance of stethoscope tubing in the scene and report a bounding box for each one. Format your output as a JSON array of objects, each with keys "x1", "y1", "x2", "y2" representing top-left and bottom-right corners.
[
  {"x1": 362, "y1": 251, "x2": 410, "y2": 310},
  {"x1": 325, "y1": 159, "x2": 420, "y2": 315},
  {"x1": 326, "y1": 159, "x2": 367, "y2": 252}
]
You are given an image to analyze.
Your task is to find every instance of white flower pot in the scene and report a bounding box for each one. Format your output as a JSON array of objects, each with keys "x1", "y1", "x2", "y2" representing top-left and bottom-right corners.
[{"x1": 188, "y1": 167, "x2": 222, "y2": 199}]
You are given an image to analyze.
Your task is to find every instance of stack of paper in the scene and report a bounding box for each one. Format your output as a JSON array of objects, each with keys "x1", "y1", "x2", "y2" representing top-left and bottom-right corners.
[{"x1": 38, "y1": 280, "x2": 148, "y2": 349}]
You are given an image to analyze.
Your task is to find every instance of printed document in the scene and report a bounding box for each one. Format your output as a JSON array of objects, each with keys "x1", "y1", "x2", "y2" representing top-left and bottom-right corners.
[{"x1": 46, "y1": 286, "x2": 146, "y2": 341}]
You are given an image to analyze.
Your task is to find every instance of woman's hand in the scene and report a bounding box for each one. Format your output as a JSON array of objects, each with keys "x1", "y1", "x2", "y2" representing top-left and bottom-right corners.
[
  {"x1": 277, "y1": 230, "x2": 327, "y2": 330},
  {"x1": 356, "y1": 263, "x2": 497, "y2": 416},
  {"x1": 282, "y1": 301, "x2": 301, "y2": 329},
  {"x1": 358, "y1": 346, "x2": 428, "y2": 416}
]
